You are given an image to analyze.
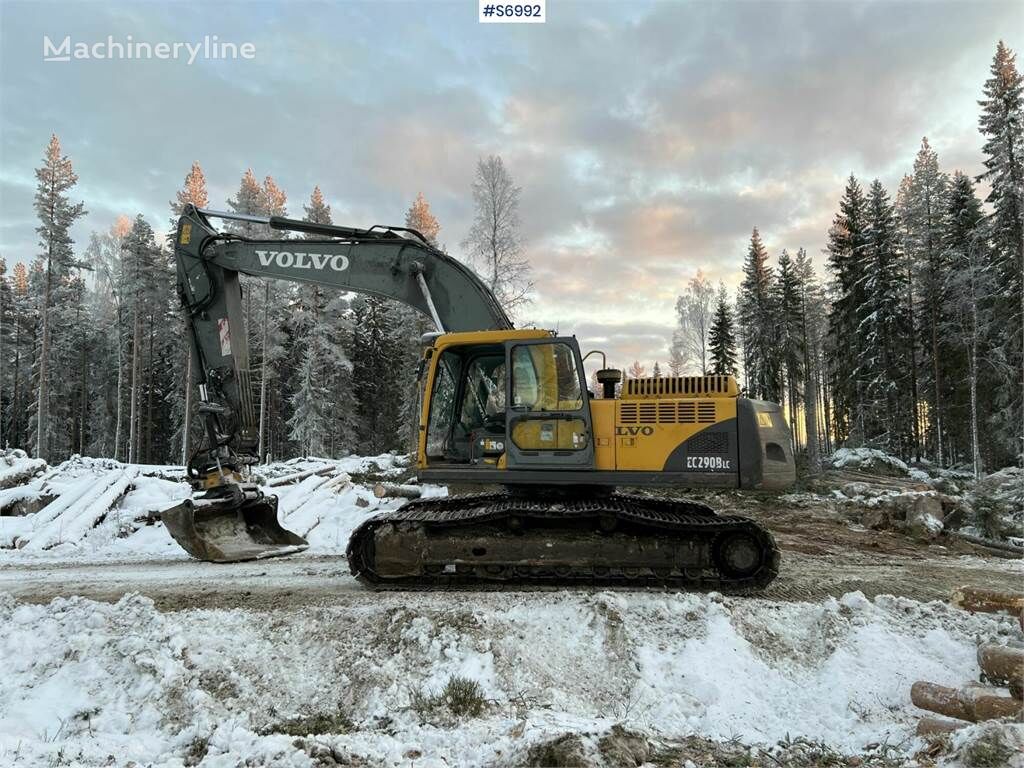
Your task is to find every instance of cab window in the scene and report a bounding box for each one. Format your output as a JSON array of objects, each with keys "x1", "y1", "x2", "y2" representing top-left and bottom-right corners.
[{"x1": 510, "y1": 343, "x2": 583, "y2": 412}]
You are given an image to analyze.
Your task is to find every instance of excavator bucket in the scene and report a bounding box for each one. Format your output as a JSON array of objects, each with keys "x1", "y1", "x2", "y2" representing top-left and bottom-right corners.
[{"x1": 161, "y1": 485, "x2": 308, "y2": 563}]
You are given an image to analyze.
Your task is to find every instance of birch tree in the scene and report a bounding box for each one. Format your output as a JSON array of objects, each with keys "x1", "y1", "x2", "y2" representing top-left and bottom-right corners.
[
  {"x1": 672, "y1": 270, "x2": 714, "y2": 374},
  {"x1": 462, "y1": 156, "x2": 533, "y2": 315}
]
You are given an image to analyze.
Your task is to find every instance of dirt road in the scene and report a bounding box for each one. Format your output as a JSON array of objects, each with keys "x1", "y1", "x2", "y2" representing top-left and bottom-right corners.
[{"x1": 1, "y1": 500, "x2": 1017, "y2": 611}]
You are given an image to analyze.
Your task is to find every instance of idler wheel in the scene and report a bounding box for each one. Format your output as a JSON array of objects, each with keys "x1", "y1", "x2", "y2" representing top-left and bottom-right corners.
[{"x1": 713, "y1": 531, "x2": 764, "y2": 578}]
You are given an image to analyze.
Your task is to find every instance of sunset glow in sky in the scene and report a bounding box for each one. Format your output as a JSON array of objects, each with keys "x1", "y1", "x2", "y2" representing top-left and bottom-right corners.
[{"x1": 1, "y1": 1, "x2": 1020, "y2": 367}]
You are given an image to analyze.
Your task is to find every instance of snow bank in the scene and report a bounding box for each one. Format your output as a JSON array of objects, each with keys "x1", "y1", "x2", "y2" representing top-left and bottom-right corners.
[{"x1": 0, "y1": 590, "x2": 1018, "y2": 766}]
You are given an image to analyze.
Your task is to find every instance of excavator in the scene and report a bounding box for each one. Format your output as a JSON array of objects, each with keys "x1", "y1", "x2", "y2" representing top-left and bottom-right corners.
[{"x1": 162, "y1": 205, "x2": 795, "y2": 589}]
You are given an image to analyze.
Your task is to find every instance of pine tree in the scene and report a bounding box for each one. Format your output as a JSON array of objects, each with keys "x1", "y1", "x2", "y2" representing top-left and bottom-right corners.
[
  {"x1": 6, "y1": 262, "x2": 33, "y2": 450},
  {"x1": 902, "y1": 138, "x2": 951, "y2": 463},
  {"x1": 977, "y1": 40, "x2": 1024, "y2": 464},
  {"x1": 406, "y1": 192, "x2": 441, "y2": 245},
  {"x1": 122, "y1": 215, "x2": 161, "y2": 463},
  {"x1": 738, "y1": 228, "x2": 781, "y2": 401},
  {"x1": 708, "y1": 284, "x2": 738, "y2": 376},
  {"x1": 0, "y1": 257, "x2": 10, "y2": 448},
  {"x1": 32, "y1": 134, "x2": 86, "y2": 460},
  {"x1": 794, "y1": 249, "x2": 825, "y2": 466},
  {"x1": 775, "y1": 249, "x2": 804, "y2": 442},
  {"x1": 226, "y1": 169, "x2": 264, "y2": 236},
  {"x1": 860, "y1": 179, "x2": 910, "y2": 451},
  {"x1": 169, "y1": 161, "x2": 209, "y2": 225},
  {"x1": 383, "y1": 193, "x2": 445, "y2": 453},
  {"x1": 287, "y1": 186, "x2": 354, "y2": 456},
  {"x1": 349, "y1": 296, "x2": 403, "y2": 454},
  {"x1": 943, "y1": 172, "x2": 991, "y2": 475},
  {"x1": 627, "y1": 361, "x2": 646, "y2": 379},
  {"x1": 827, "y1": 175, "x2": 870, "y2": 443}
]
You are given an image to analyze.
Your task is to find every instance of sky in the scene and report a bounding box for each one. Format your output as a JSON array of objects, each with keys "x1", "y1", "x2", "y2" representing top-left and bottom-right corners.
[{"x1": 0, "y1": 0, "x2": 1020, "y2": 369}]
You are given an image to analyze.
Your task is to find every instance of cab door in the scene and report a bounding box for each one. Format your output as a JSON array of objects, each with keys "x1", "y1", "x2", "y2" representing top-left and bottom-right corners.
[{"x1": 504, "y1": 337, "x2": 595, "y2": 470}]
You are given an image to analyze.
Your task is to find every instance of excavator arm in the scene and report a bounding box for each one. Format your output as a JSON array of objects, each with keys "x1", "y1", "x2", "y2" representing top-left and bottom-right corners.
[{"x1": 163, "y1": 205, "x2": 511, "y2": 561}]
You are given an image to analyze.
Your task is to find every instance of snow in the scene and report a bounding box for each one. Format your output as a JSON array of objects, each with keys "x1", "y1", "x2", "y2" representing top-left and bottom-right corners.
[
  {"x1": 1, "y1": 453, "x2": 1022, "y2": 765},
  {"x1": 0, "y1": 589, "x2": 1019, "y2": 766},
  {"x1": 831, "y1": 446, "x2": 910, "y2": 474},
  {"x1": 0, "y1": 452, "x2": 439, "y2": 562}
]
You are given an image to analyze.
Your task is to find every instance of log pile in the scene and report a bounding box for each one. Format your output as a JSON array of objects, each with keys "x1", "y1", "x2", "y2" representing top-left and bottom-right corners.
[{"x1": 913, "y1": 586, "x2": 1024, "y2": 736}]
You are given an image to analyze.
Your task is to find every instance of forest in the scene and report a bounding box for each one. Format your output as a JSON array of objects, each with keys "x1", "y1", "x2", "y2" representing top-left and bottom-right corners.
[
  {"x1": 668, "y1": 40, "x2": 1022, "y2": 474},
  {"x1": 1, "y1": 41, "x2": 1021, "y2": 475}
]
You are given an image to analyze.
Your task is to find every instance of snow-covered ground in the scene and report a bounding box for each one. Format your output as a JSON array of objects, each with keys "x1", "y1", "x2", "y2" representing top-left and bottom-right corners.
[
  {"x1": 1, "y1": 588, "x2": 1021, "y2": 767},
  {"x1": 0, "y1": 452, "x2": 442, "y2": 563},
  {"x1": 1, "y1": 451, "x2": 1022, "y2": 766}
]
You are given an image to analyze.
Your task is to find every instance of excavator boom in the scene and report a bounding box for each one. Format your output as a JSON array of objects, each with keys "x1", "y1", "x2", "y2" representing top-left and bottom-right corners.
[{"x1": 164, "y1": 205, "x2": 510, "y2": 561}]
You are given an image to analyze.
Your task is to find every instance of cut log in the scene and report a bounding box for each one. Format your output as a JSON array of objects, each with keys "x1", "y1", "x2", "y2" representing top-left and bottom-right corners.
[
  {"x1": 373, "y1": 482, "x2": 422, "y2": 499},
  {"x1": 24, "y1": 469, "x2": 137, "y2": 551},
  {"x1": 911, "y1": 681, "x2": 1024, "y2": 722},
  {"x1": 978, "y1": 644, "x2": 1024, "y2": 696},
  {"x1": 950, "y1": 533, "x2": 1024, "y2": 556},
  {"x1": 916, "y1": 716, "x2": 967, "y2": 736},
  {"x1": 266, "y1": 465, "x2": 336, "y2": 488},
  {"x1": 952, "y1": 586, "x2": 1024, "y2": 616},
  {"x1": 0, "y1": 458, "x2": 47, "y2": 490},
  {"x1": 323, "y1": 472, "x2": 352, "y2": 491}
]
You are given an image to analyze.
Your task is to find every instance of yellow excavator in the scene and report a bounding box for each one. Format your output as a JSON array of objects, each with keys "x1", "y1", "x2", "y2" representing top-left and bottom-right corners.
[{"x1": 162, "y1": 205, "x2": 795, "y2": 589}]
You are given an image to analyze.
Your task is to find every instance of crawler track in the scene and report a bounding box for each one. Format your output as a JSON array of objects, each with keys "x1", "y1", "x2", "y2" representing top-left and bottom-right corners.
[{"x1": 346, "y1": 492, "x2": 780, "y2": 590}]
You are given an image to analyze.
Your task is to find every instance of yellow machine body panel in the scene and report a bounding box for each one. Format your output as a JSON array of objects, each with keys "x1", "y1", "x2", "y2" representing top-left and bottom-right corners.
[
  {"x1": 612, "y1": 395, "x2": 737, "y2": 471},
  {"x1": 591, "y1": 400, "x2": 616, "y2": 470}
]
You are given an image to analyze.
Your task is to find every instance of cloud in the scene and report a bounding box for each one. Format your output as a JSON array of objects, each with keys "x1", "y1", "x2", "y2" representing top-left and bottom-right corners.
[{"x1": 0, "y1": 0, "x2": 1019, "y2": 368}]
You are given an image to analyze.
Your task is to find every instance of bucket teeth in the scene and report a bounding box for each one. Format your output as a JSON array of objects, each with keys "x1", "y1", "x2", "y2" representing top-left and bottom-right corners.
[{"x1": 161, "y1": 488, "x2": 308, "y2": 563}]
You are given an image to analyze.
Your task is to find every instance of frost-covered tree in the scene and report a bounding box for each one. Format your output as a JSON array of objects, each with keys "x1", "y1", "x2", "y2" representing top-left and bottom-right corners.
[
  {"x1": 122, "y1": 215, "x2": 162, "y2": 463},
  {"x1": 902, "y1": 138, "x2": 951, "y2": 463},
  {"x1": 775, "y1": 249, "x2": 804, "y2": 441},
  {"x1": 3, "y1": 262, "x2": 33, "y2": 449},
  {"x1": 627, "y1": 361, "x2": 646, "y2": 379},
  {"x1": 708, "y1": 284, "x2": 737, "y2": 377},
  {"x1": 224, "y1": 170, "x2": 290, "y2": 460},
  {"x1": 406, "y1": 192, "x2": 441, "y2": 245},
  {"x1": 827, "y1": 175, "x2": 870, "y2": 444},
  {"x1": 32, "y1": 134, "x2": 86, "y2": 460},
  {"x1": 977, "y1": 40, "x2": 1024, "y2": 464},
  {"x1": 859, "y1": 180, "x2": 912, "y2": 452},
  {"x1": 287, "y1": 186, "x2": 355, "y2": 456},
  {"x1": 672, "y1": 270, "x2": 714, "y2": 374},
  {"x1": 795, "y1": 249, "x2": 826, "y2": 466},
  {"x1": 738, "y1": 228, "x2": 781, "y2": 401},
  {"x1": 462, "y1": 156, "x2": 533, "y2": 315},
  {"x1": 169, "y1": 161, "x2": 209, "y2": 226},
  {"x1": 349, "y1": 295, "x2": 403, "y2": 454},
  {"x1": 387, "y1": 192, "x2": 446, "y2": 451},
  {"x1": 943, "y1": 172, "x2": 991, "y2": 476}
]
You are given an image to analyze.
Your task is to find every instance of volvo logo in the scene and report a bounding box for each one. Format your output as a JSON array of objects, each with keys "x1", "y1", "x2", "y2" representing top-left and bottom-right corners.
[
  {"x1": 255, "y1": 250, "x2": 349, "y2": 272},
  {"x1": 616, "y1": 426, "x2": 654, "y2": 436}
]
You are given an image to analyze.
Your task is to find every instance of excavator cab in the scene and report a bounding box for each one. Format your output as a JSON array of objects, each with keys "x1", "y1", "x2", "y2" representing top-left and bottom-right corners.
[{"x1": 418, "y1": 330, "x2": 596, "y2": 477}]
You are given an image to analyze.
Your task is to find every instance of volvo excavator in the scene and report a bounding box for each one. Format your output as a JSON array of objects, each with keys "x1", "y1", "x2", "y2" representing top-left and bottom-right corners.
[{"x1": 162, "y1": 205, "x2": 795, "y2": 590}]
